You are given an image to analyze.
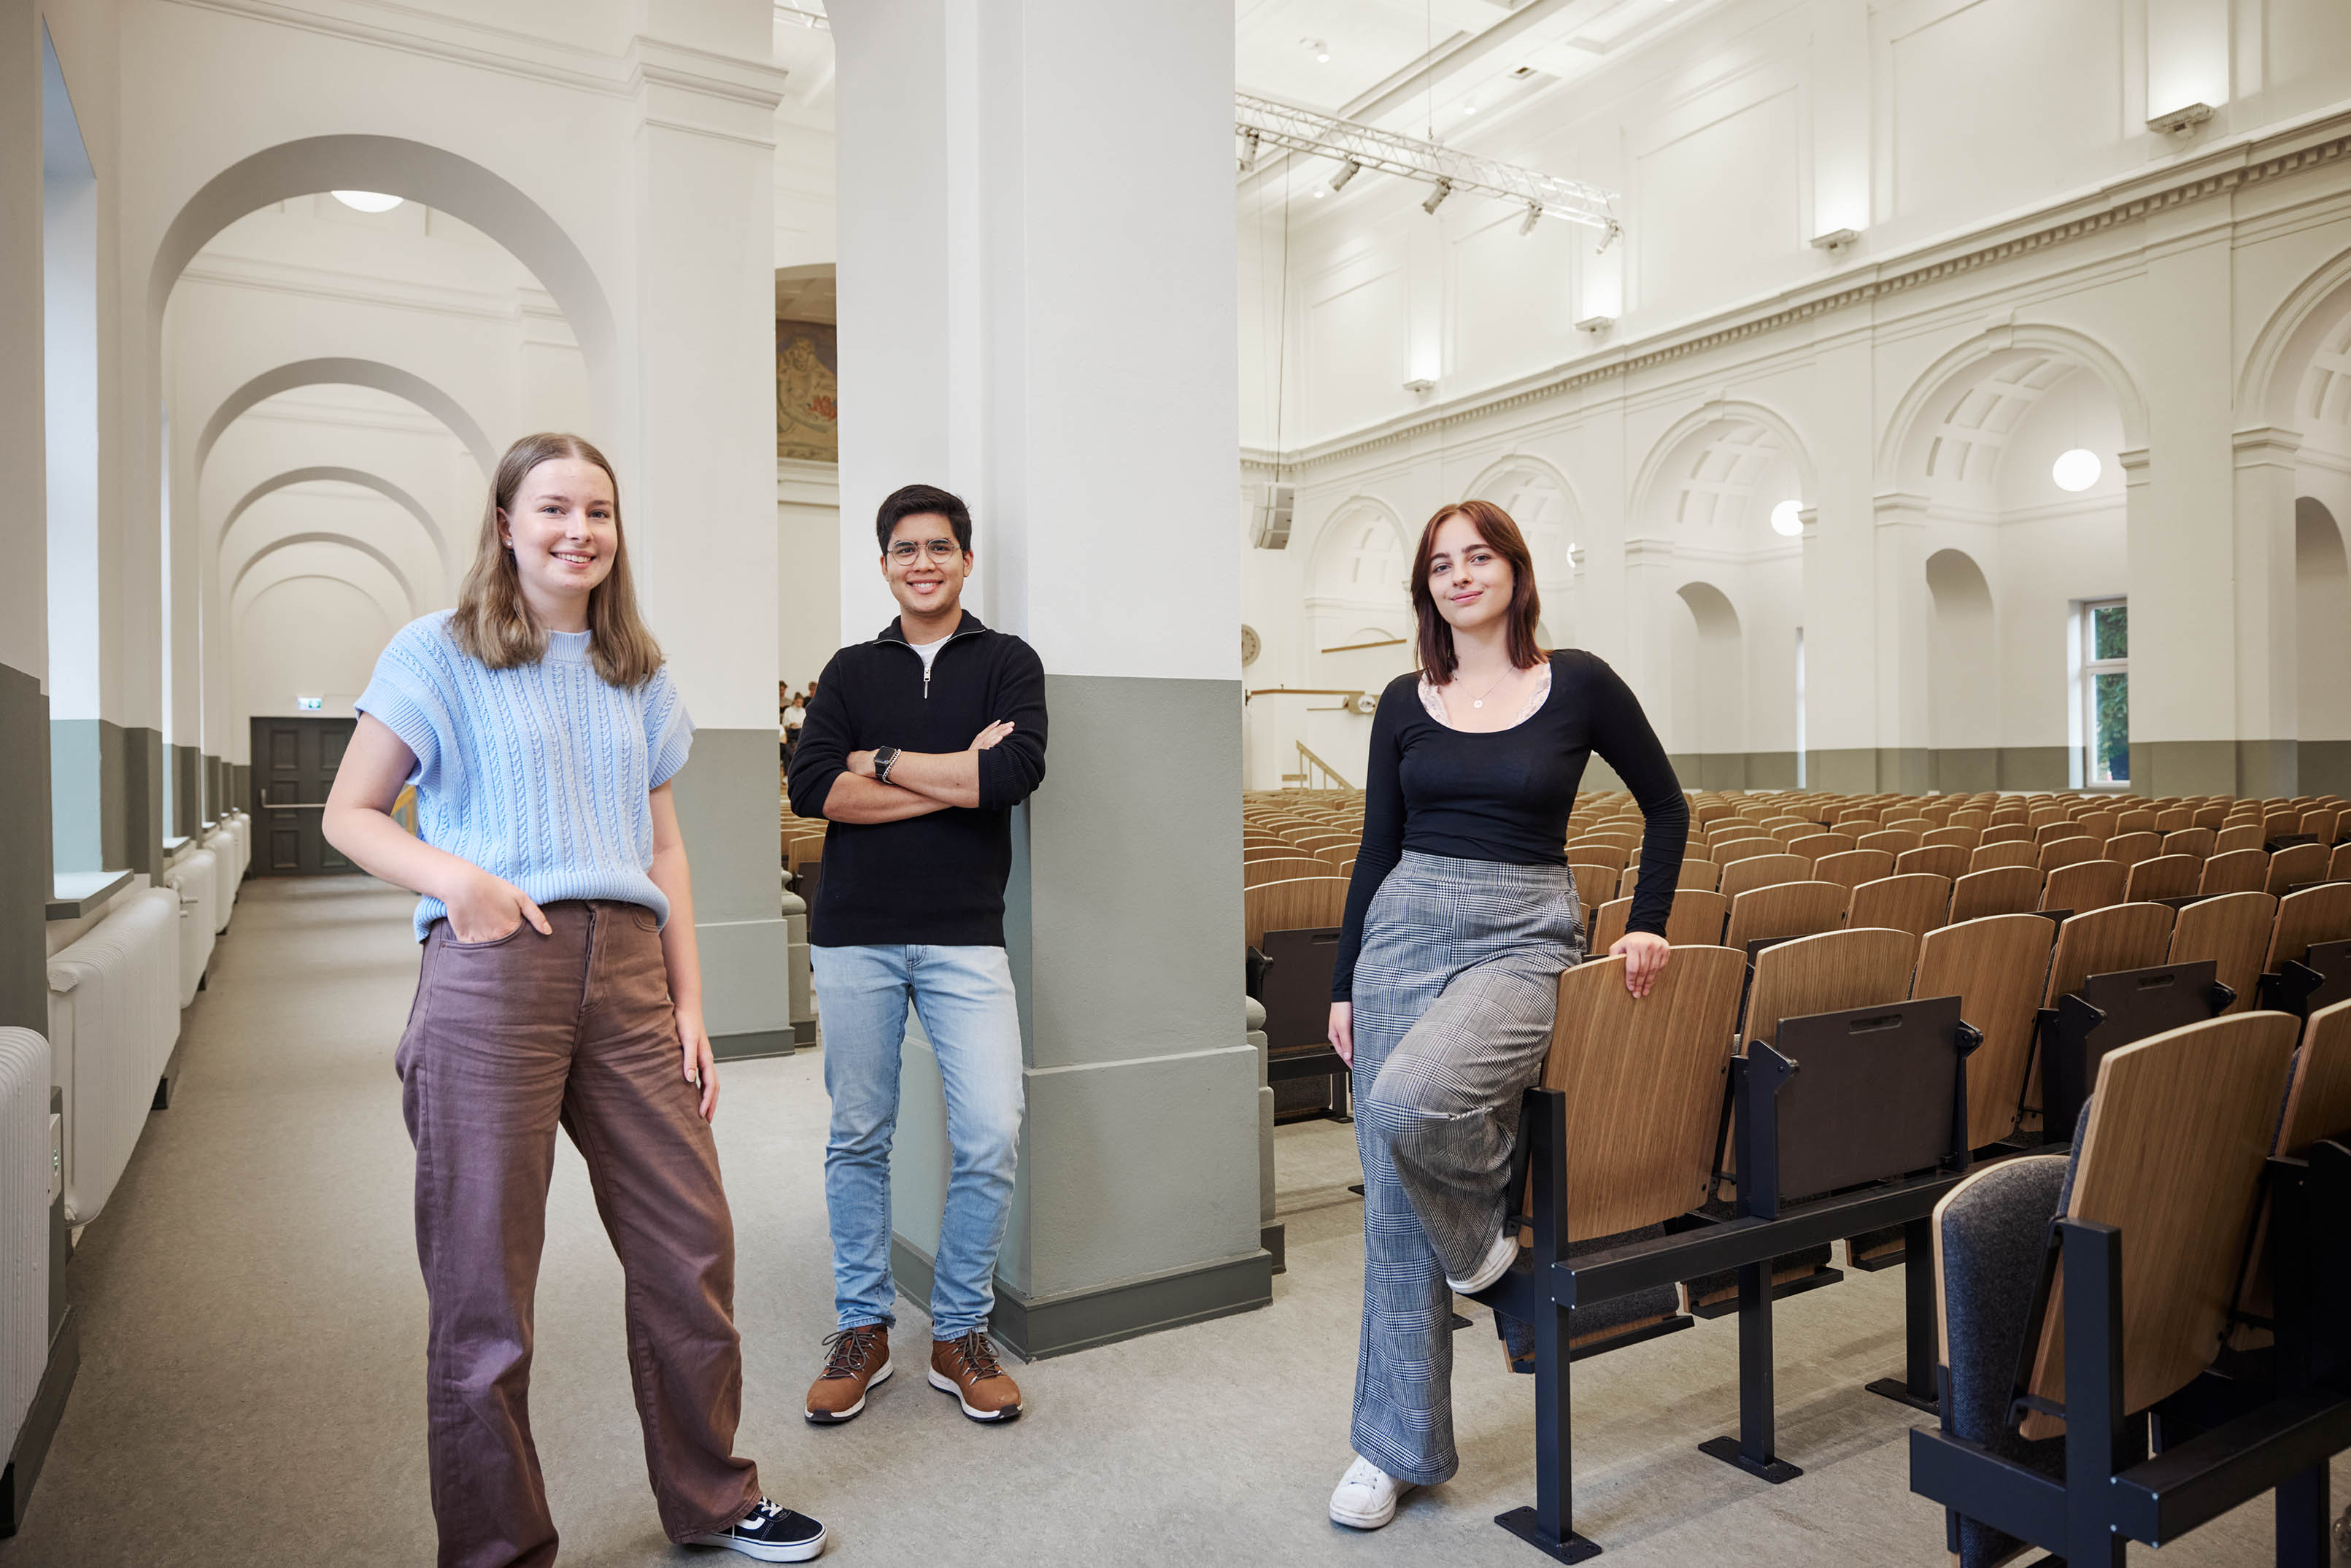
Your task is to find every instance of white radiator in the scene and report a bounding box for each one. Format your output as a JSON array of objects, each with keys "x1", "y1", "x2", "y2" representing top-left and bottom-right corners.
[
  {"x1": 0, "y1": 1029, "x2": 48, "y2": 1459},
  {"x1": 46, "y1": 887, "x2": 180, "y2": 1225},
  {"x1": 163, "y1": 850, "x2": 218, "y2": 1007},
  {"x1": 203, "y1": 821, "x2": 242, "y2": 930}
]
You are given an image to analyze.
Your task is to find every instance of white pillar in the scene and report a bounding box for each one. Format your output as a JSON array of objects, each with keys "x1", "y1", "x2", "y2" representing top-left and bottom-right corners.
[
  {"x1": 1872, "y1": 491, "x2": 1932, "y2": 793},
  {"x1": 627, "y1": 10, "x2": 794, "y2": 1058},
  {"x1": 835, "y1": 0, "x2": 1264, "y2": 1353},
  {"x1": 2231, "y1": 426, "x2": 2302, "y2": 795}
]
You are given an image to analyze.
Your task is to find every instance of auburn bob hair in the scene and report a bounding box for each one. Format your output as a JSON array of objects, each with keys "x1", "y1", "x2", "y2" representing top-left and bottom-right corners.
[
  {"x1": 1410, "y1": 498, "x2": 1545, "y2": 682},
  {"x1": 451, "y1": 433, "x2": 663, "y2": 687}
]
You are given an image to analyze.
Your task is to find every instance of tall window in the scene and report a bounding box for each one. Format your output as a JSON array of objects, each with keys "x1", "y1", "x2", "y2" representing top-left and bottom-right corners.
[{"x1": 2081, "y1": 598, "x2": 2128, "y2": 786}]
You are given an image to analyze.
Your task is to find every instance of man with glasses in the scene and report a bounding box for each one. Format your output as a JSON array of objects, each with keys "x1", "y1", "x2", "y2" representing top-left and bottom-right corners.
[{"x1": 785, "y1": 483, "x2": 1048, "y2": 1429}]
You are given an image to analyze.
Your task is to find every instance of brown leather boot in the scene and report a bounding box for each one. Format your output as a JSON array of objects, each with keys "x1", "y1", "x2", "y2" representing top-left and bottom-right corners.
[
  {"x1": 928, "y1": 1329, "x2": 1022, "y2": 1422},
  {"x1": 805, "y1": 1324, "x2": 891, "y2": 1424}
]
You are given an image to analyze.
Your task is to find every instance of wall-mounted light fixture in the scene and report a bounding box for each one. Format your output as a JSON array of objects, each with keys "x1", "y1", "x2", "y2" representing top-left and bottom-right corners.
[
  {"x1": 1403, "y1": 378, "x2": 1436, "y2": 396},
  {"x1": 2147, "y1": 101, "x2": 2214, "y2": 135},
  {"x1": 1808, "y1": 228, "x2": 1860, "y2": 252},
  {"x1": 1574, "y1": 314, "x2": 1615, "y2": 333}
]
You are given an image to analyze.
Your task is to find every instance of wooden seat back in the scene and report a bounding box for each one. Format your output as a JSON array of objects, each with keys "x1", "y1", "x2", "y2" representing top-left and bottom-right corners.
[
  {"x1": 2161, "y1": 827, "x2": 2217, "y2": 860},
  {"x1": 2123, "y1": 854, "x2": 2199, "y2": 903},
  {"x1": 1980, "y1": 822, "x2": 2034, "y2": 846},
  {"x1": 2113, "y1": 811, "x2": 2159, "y2": 838},
  {"x1": 1788, "y1": 833, "x2": 1856, "y2": 864},
  {"x1": 1589, "y1": 889, "x2": 1726, "y2": 951},
  {"x1": 2101, "y1": 832, "x2": 2163, "y2": 868},
  {"x1": 1743, "y1": 927, "x2": 1920, "y2": 1050},
  {"x1": 2333, "y1": 843, "x2": 2351, "y2": 884},
  {"x1": 1569, "y1": 862, "x2": 1621, "y2": 915},
  {"x1": 1813, "y1": 849, "x2": 1896, "y2": 891},
  {"x1": 1724, "y1": 880, "x2": 1850, "y2": 953},
  {"x1": 2038, "y1": 837, "x2": 2102, "y2": 873},
  {"x1": 1922, "y1": 826, "x2": 1980, "y2": 850},
  {"x1": 2266, "y1": 881, "x2": 2351, "y2": 970},
  {"x1": 1244, "y1": 877, "x2": 1348, "y2": 949},
  {"x1": 2167, "y1": 891, "x2": 2277, "y2": 1016},
  {"x1": 1968, "y1": 839, "x2": 2039, "y2": 873},
  {"x1": 2198, "y1": 848, "x2": 2269, "y2": 897},
  {"x1": 1712, "y1": 836, "x2": 1782, "y2": 867},
  {"x1": 1915, "y1": 914, "x2": 2058, "y2": 1149},
  {"x1": 1897, "y1": 844, "x2": 1969, "y2": 881},
  {"x1": 1538, "y1": 946, "x2": 1750, "y2": 1242},
  {"x1": 2044, "y1": 903, "x2": 2178, "y2": 1007},
  {"x1": 1673, "y1": 858, "x2": 1720, "y2": 892},
  {"x1": 2214, "y1": 824, "x2": 2266, "y2": 856},
  {"x1": 2018, "y1": 1011, "x2": 2300, "y2": 1439},
  {"x1": 2041, "y1": 859, "x2": 2126, "y2": 914},
  {"x1": 1848, "y1": 873, "x2": 1953, "y2": 938},
  {"x1": 1245, "y1": 855, "x2": 1333, "y2": 887},
  {"x1": 1950, "y1": 865, "x2": 2044, "y2": 923},
  {"x1": 1719, "y1": 854, "x2": 1810, "y2": 903},
  {"x1": 1857, "y1": 829, "x2": 1922, "y2": 856},
  {"x1": 1567, "y1": 841, "x2": 1630, "y2": 870},
  {"x1": 2266, "y1": 842, "x2": 2329, "y2": 896}
]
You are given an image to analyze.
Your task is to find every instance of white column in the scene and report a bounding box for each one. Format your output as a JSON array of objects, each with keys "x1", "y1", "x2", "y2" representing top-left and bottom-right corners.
[
  {"x1": 2231, "y1": 427, "x2": 2302, "y2": 795},
  {"x1": 835, "y1": 0, "x2": 1263, "y2": 1353},
  {"x1": 626, "y1": 12, "x2": 794, "y2": 1057},
  {"x1": 1872, "y1": 491, "x2": 1932, "y2": 792}
]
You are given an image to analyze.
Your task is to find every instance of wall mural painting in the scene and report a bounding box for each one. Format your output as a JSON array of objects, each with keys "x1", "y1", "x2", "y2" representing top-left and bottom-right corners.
[{"x1": 776, "y1": 317, "x2": 838, "y2": 462}]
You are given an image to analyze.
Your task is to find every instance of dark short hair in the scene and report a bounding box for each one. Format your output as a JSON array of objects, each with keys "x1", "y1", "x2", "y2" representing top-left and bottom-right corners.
[
  {"x1": 876, "y1": 484, "x2": 973, "y2": 555},
  {"x1": 1410, "y1": 499, "x2": 1545, "y2": 681}
]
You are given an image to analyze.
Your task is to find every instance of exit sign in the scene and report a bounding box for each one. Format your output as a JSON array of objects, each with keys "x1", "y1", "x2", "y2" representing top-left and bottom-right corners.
[{"x1": 296, "y1": 696, "x2": 323, "y2": 710}]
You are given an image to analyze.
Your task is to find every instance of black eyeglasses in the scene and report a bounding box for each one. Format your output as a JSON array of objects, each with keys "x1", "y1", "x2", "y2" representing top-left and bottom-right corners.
[{"x1": 887, "y1": 539, "x2": 964, "y2": 563}]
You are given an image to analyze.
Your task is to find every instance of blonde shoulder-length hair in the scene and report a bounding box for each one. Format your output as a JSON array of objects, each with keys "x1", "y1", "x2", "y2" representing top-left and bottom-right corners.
[{"x1": 451, "y1": 432, "x2": 663, "y2": 687}]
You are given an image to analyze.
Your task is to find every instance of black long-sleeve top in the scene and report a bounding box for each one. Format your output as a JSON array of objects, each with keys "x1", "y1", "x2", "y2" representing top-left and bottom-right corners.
[{"x1": 1330, "y1": 649, "x2": 1688, "y2": 1000}]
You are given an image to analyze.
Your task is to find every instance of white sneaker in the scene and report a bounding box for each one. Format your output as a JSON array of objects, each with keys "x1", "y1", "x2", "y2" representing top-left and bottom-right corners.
[
  {"x1": 1329, "y1": 1455, "x2": 1411, "y2": 1529},
  {"x1": 1444, "y1": 1225, "x2": 1518, "y2": 1294}
]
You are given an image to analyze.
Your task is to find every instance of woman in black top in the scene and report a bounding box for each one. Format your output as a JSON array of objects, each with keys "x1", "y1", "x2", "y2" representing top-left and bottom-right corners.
[{"x1": 1324, "y1": 500, "x2": 1687, "y2": 1532}]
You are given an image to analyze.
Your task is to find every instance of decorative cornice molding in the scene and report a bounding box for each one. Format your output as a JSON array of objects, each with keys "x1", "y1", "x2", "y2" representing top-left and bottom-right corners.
[
  {"x1": 1253, "y1": 102, "x2": 2351, "y2": 477},
  {"x1": 2231, "y1": 424, "x2": 2306, "y2": 462}
]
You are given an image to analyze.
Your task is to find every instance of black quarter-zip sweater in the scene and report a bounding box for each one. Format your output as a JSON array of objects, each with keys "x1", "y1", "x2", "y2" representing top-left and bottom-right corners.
[{"x1": 786, "y1": 610, "x2": 1049, "y2": 948}]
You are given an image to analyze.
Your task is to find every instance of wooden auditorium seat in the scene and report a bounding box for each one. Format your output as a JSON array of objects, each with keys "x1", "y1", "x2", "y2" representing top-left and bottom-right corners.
[
  {"x1": 1950, "y1": 866, "x2": 2043, "y2": 923},
  {"x1": 2123, "y1": 852, "x2": 2198, "y2": 903},
  {"x1": 2198, "y1": 847, "x2": 2269, "y2": 896},
  {"x1": 2040, "y1": 858, "x2": 2125, "y2": 914},
  {"x1": 1719, "y1": 854, "x2": 1810, "y2": 903},
  {"x1": 1846, "y1": 873, "x2": 1953, "y2": 939},
  {"x1": 1914, "y1": 914, "x2": 2055, "y2": 1151},
  {"x1": 2165, "y1": 890, "x2": 2276, "y2": 1016}
]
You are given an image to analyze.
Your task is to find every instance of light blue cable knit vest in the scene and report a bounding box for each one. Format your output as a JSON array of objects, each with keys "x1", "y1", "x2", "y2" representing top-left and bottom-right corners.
[{"x1": 356, "y1": 611, "x2": 695, "y2": 941}]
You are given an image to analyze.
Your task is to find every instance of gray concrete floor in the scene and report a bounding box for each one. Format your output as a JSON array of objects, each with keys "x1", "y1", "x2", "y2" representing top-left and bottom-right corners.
[{"x1": 3, "y1": 873, "x2": 2342, "y2": 1566}]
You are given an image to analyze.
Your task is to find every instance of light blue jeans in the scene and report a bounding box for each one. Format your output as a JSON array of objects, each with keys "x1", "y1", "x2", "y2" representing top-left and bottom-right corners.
[{"x1": 810, "y1": 943, "x2": 1025, "y2": 1340}]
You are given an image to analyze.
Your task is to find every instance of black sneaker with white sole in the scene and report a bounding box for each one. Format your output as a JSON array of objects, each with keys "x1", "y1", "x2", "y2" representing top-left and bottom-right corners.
[{"x1": 687, "y1": 1497, "x2": 827, "y2": 1562}]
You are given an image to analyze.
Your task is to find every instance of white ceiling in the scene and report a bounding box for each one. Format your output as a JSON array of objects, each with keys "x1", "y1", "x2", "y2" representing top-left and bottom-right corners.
[{"x1": 1236, "y1": 0, "x2": 1718, "y2": 136}]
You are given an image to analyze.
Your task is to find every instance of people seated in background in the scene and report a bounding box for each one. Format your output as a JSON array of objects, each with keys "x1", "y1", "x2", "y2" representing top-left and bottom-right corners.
[
  {"x1": 1323, "y1": 498, "x2": 1686, "y2": 1532},
  {"x1": 782, "y1": 688, "x2": 808, "y2": 767},
  {"x1": 784, "y1": 482, "x2": 1049, "y2": 1429},
  {"x1": 323, "y1": 432, "x2": 826, "y2": 1564}
]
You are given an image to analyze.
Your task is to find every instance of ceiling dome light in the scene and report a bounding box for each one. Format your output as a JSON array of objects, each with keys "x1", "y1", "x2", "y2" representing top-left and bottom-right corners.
[
  {"x1": 331, "y1": 190, "x2": 403, "y2": 213},
  {"x1": 1770, "y1": 500, "x2": 1804, "y2": 537},
  {"x1": 1301, "y1": 36, "x2": 1330, "y2": 62},
  {"x1": 2052, "y1": 448, "x2": 2102, "y2": 492}
]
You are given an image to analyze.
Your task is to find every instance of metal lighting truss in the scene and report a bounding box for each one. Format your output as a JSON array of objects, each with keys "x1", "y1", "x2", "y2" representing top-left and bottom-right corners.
[{"x1": 1236, "y1": 92, "x2": 1618, "y2": 241}]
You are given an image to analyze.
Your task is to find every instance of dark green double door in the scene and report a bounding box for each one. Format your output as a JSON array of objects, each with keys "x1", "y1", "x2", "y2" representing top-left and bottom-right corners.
[{"x1": 250, "y1": 717, "x2": 356, "y2": 876}]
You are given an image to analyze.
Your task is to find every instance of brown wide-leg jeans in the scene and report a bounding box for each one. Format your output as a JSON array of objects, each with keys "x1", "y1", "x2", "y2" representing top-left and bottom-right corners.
[{"x1": 395, "y1": 900, "x2": 760, "y2": 1568}]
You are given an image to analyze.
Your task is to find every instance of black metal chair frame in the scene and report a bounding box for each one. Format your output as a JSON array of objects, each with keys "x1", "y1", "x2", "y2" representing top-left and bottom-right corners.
[
  {"x1": 1910, "y1": 1138, "x2": 2351, "y2": 1568},
  {"x1": 2259, "y1": 938, "x2": 2351, "y2": 1019},
  {"x1": 1483, "y1": 997, "x2": 1980, "y2": 1561}
]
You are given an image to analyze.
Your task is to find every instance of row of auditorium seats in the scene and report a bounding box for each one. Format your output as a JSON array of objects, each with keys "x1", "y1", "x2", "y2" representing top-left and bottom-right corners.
[
  {"x1": 1242, "y1": 784, "x2": 2351, "y2": 1561},
  {"x1": 6, "y1": 811, "x2": 251, "y2": 1535}
]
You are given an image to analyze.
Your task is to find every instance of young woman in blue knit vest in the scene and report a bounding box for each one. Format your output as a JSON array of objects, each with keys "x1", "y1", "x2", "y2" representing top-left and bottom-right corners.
[{"x1": 324, "y1": 433, "x2": 825, "y2": 1567}]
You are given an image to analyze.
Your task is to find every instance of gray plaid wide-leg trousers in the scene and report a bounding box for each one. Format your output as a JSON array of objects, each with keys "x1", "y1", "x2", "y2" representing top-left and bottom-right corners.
[{"x1": 1348, "y1": 851, "x2": 1583, "y2": 1486}]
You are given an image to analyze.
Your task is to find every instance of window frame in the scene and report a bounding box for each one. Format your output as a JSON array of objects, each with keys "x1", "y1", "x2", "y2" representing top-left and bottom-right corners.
[{"x1": 2080, "y1": 596, "x2": 2128, "y2": 789}]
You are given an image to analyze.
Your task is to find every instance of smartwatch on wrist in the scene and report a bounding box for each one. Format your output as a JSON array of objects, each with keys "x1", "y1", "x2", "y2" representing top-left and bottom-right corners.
[{"x1": 873, "y1": 746, "x2": 902, "y2": 786}]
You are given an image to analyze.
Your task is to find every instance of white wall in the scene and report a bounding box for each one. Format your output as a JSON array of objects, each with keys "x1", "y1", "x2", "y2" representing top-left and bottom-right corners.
[{"x1": 1238, "y1": 0, "x2": 2351, "y2": 795}]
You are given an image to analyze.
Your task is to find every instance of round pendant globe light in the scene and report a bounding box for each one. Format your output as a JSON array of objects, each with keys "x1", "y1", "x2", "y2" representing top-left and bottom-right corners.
[
  {"x1": 2052, "y1": 448, "x2": 2102, "y2": 493},
  {"x1": 1769, "y1": 499, "x2": 1804, "y2": 537},
  {"x1": 331, "y1": 190, "x2": 404, "y2": 213}
]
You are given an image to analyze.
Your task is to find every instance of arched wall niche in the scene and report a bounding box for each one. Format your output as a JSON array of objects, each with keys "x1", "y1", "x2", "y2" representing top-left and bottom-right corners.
[
  {"x1": 1465, "y1": 454, "x2": 1583, "y2": 578},
  {"x1": 1925, "y1": 548, "x2": 1999, "y2": 783},
  {"x1": 233, "y1": 553, "x2": 410, "y2": 636},
  {"x1": 150, "y1": 136, "x2": 619, "y2": 435},
  {"x1": 1305, "y1": 495, "x2": 1410, "y2": 604},
  {"x1": 2296, "y1": 498, "x2": 2351, "y2": 787},
  {"x1": 2239, "y1": 242, "x2": 2351, "y2": 434},
  {"x1": 1631, "y1": 399, "x2": 1817, "y2": 556},
  {"x1": 217, "y1": 466, "x2": 451, "y2": 579},
  {"x1": 1671, "y1": 579, "x2": 1745, "y2": 776},
  {"x1": 196, "y1": 357, "x2": 498, "y2": 481},
  {"x1": 228, "y1": 530, "x2": 419, "y2": 616},
  {"x1": 234, "y1": 573, "x2": 398, "y2": 720},
  {"x1": 1878, "y1": 323, "x2": 2150, "y2": 491}
]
